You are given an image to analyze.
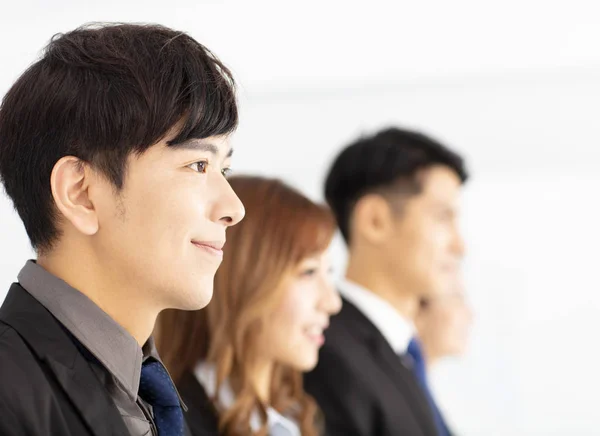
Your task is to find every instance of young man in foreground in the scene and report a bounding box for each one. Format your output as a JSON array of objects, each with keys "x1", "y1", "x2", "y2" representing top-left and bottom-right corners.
[{"x1": 0, "y1": 23, "x2": 244, "y2": 435}]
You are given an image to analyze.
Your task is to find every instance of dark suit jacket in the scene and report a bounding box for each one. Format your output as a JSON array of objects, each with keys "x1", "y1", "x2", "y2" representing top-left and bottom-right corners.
[
  {"x1": 0, "y1": 283, "x2": 130, "y2": 435},
  {"x1": 177, "y1": 371, "x2": 220, "y2": 436},
  {"x1": 304, "y1": 298, "x2": 439, "y2": 436}
]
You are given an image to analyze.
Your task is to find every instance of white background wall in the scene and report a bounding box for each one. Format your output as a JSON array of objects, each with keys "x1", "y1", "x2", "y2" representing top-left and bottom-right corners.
[{"x1": 1, "y1": 1, "x2": 600, "y2": 434}]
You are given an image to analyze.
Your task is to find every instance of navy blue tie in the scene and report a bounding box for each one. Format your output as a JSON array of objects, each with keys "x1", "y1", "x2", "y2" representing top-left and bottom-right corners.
[
  {"x1": 407, "y1": 338, "x2": 450, "y2": 436},
  {"x1": 138, "y1": 359, "x2": 185, "y2": 436}
]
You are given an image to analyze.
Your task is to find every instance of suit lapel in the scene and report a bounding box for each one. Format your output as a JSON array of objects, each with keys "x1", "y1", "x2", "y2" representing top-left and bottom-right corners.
[
  {"x1": 373, "y1": 335, "x2": 438, "y2": 436},
  {"x1": 0, "y1": 284, "x2": 130, "y2": 436},
  {"x1": 45, "y1": 355, "x2": 131, "y2": 436},
  {"x1": 340, "y1": 298, "x2": 439, "y2": 436},
  {"x1": 177, "y1": 371, "x2": 219, "y2": 435}
]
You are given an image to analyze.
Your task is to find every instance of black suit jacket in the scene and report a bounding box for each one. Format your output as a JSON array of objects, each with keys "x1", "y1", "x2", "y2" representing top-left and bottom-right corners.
[
  {"x1": 0, "y1": 283, "x2": 130, "y2": 435},
  {"x1": 177, "y1": 371, "x2": 220, "y2": 436},
  {"x1": 304, "y1": 298, "x2": 438, "y2": 436}
]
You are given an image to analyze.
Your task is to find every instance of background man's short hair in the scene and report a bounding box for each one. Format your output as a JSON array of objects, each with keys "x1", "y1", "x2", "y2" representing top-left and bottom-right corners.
[{"x1": 324, "y1": 127, "x2": 468, "y2": 243}]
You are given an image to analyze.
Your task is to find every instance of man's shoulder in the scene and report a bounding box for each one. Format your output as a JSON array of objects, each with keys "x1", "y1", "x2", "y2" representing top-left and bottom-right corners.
[
  {"x1": 0, "y1": 321, "x2": 10, "y2": 338},
  {"x1": 322, "y1": 300, "x2": 369, "y2": 349},
  {"x1": 0, "y1": 320, "x2": 27, "y2": 352},
  {"x1": 0, "y1": 321, "x2": 45, "y2": 390},
  {"x1": 0, "y1": 322, "x2": 79, "y2": 435},
  {"x1": 312, "y1": 302, "x2": 382, "y2": 389},
  {"x1": 309, "y1": 323, "x2": 373, "y2": 392}
]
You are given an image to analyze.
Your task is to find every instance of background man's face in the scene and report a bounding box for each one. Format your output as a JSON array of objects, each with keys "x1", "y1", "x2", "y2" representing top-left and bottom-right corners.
[{"x1": 382, "y1": 165, "x2": 465, "y2": 299}]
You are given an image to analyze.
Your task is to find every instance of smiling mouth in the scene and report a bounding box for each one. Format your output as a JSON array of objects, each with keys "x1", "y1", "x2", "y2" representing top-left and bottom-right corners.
[
  {"x1": 191, "y1": 241, "x2": 224, "y2": 256},
  {"x1": 304, "y1": 325, "x2": 328, "y2": 346}
]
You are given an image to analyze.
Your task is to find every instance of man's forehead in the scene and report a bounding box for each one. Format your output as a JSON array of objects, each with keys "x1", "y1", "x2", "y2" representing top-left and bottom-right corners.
[{"x1": 422, "y1": 173, "x2": 461, "y2": 201}]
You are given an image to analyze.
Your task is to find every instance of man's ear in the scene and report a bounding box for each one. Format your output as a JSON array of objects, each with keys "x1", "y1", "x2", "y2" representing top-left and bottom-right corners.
[
  {"x1": 50, "y1": 156, "x2": 99, "y2": 236},
  {"x1": 351, "y1": 194, "x2": 394, "y2": 245}
]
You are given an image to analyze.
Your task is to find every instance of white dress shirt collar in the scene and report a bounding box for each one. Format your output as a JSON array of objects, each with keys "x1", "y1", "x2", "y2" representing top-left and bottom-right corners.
[
  {"x1": 338, "y1": 278, "x2": 414, "y2": 355},
  {"x1": 194, "y1": 362, "x2": 300, "y2": 436}
]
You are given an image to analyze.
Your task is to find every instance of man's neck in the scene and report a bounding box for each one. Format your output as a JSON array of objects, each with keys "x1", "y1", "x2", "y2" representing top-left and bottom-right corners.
[
  {"x1": 346, "y1": 254, "x2": 420, "y2": 322},
  {"x1": 37, "y1": 250, "x2": 157, "y2": 346}
]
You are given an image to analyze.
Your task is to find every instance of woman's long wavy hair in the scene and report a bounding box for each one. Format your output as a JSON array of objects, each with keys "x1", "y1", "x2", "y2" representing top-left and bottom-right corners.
[{"x1": 157, "y1": 175, "x2": 336, "y2": 436}]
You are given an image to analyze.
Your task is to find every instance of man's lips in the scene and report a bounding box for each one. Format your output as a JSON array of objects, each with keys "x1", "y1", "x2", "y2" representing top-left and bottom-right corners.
[{"x1": 191, "y1": 240, "x2": 225, "y2": 256}]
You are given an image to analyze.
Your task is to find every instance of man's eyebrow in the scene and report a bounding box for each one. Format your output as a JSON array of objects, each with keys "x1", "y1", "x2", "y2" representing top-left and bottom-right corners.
[
  {"x1": 432, "y1": 201, "x2": 457, "y2": 214},
  {"x1": 171, "y1": 139, "x2": 233, "y2": 158},
  {"x1": 172, "y1": 139, "x2": 219, "y2": 154}
]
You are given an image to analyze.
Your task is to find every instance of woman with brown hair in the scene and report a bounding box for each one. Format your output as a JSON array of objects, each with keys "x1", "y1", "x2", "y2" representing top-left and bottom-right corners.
[{"x1": 157, "y1": 175, "x2": 342, "y2": 436}]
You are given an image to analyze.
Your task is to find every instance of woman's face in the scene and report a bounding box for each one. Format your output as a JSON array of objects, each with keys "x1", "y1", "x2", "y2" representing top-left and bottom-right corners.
[{"x1": 260, "y1": 251, "x2": 342, "y2": 371}]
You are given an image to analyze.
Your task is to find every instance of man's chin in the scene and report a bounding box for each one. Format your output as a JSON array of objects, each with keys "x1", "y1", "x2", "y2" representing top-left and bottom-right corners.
[
  {"x1": 168, "y1": 284, "x2": 214, "y2": 311},
  {"x1": 189, "y1": 288, "x2": 214, "y2": 310}
]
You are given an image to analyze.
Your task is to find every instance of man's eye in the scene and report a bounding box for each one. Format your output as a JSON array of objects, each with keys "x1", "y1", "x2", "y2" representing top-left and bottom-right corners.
[
  {"x1": 222, "y1": 167, "x2": 232, "y2": 178},
  {"x1": 188, "y1": 161, "x2": 208, "y2": 173}
]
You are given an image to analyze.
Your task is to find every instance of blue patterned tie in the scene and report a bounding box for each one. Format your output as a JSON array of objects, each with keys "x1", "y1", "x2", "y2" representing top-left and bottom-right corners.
[
  {"x1": 138, "y1": 358, "x2": 185, "y2": 436},
  {"x1": 407, "y1": 338, "x2": 450, "y2": 436}
]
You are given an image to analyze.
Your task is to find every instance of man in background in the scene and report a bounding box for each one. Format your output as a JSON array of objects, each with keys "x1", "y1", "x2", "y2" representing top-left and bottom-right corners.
[
  {"x1": 305, "y1": 127, "x2": 468, "y2": 436},
  {"x1": 415, "y1": 273, "x2": 473, "y2": 370}
]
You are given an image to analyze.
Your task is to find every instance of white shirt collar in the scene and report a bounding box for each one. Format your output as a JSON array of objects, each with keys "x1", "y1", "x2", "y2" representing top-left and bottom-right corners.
[
  {"x1": 338, "y1": 278, "x2": 414, "y2": 355},
  {"x1": 194, "y1": 362, "x2": 300, "y2": 436}
]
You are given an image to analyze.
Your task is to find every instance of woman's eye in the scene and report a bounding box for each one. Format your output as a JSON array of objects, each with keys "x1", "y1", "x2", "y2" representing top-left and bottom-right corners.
[
  {"x1": 188, "y1": 161, "x2": 208, "y2": 173},
  {"x1": 222, "y1": 167, "x2": 232, "y2": 178},
  {"x1": 301, "y1": 268, "x2": 318, "y2": 277}
]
